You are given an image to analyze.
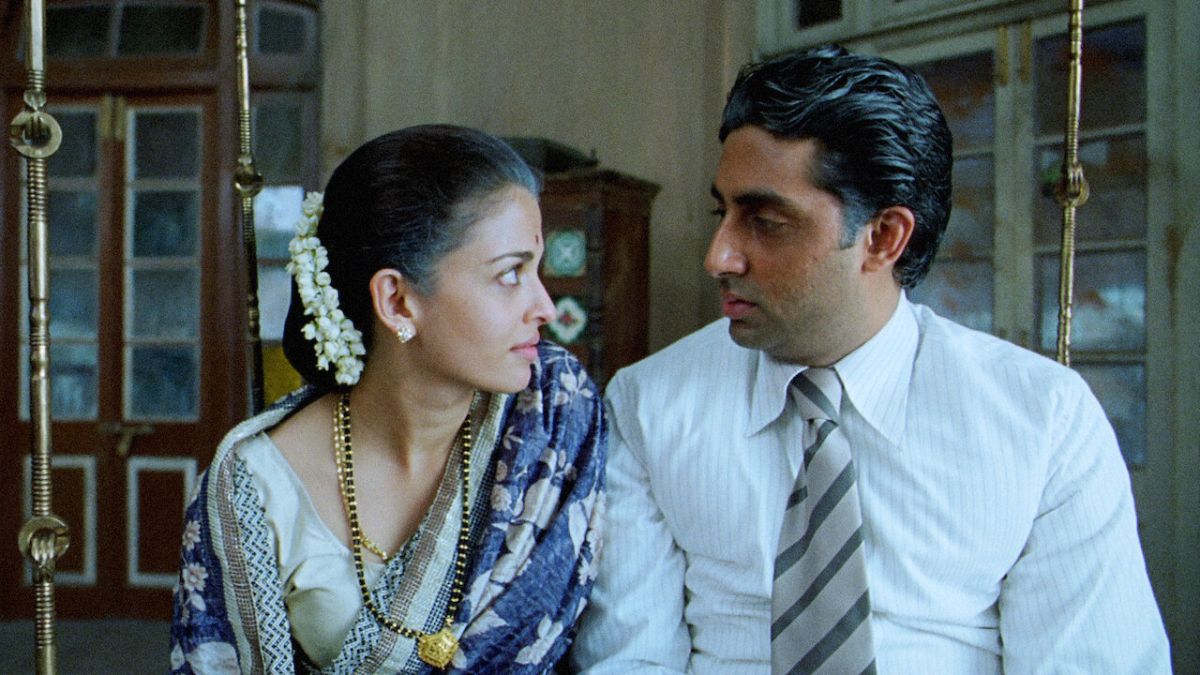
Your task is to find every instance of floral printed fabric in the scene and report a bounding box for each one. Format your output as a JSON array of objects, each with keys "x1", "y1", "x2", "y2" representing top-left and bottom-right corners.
[
  {"x1": 170, "y1": 469, "x2": 241, "y2": 673},
  {"x1": 169, "y1": 342, "x2": 606, "y2": 673}
]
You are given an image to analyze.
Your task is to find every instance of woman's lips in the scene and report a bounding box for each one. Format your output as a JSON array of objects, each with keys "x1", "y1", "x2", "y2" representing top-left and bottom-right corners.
[{"x1": 512, "y1": 338, "x2": 540, "y2": 361}]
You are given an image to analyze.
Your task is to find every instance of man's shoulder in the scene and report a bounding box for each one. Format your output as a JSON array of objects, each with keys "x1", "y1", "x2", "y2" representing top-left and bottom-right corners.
[
  {"x1": 610, "y1": 319, "x2": 751, "y2": 391},
  {"x1": 912, "y1": 302, "x2": 1087, "y2": 394}
]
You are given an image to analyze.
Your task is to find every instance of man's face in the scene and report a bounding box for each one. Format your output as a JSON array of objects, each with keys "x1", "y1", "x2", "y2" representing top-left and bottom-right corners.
[{"x1": 706, "y1": 126, "x2": 871, "y2": 366}]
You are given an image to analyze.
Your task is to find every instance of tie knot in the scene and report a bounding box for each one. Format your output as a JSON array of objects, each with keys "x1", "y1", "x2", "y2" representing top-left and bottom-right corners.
[{"x1": 791, "y1": 367, "x2": 842, "y2": 423}]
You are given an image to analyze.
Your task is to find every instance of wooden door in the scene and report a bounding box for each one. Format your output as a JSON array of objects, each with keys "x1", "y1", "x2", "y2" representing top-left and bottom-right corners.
[{"x1": 1, "y1": 91, "x2": 242, "y2": 619}]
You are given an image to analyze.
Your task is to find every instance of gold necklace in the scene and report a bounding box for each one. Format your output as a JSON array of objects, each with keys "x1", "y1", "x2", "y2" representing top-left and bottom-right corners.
[
  {"x1": 334, "y1": 392, "x2": 476, "y2": 669},
  {"x1": 332, "y1": 415, "x2": 393, "y2": 563}
]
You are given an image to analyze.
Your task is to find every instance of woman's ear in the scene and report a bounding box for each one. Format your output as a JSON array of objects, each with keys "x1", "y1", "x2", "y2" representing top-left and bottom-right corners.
[
  {"x1": 861, "y1": 205, "x2": 915, "y2": 274},
  {"x1": 369, "y1": 268, "x2": 418, "y2": 335}
]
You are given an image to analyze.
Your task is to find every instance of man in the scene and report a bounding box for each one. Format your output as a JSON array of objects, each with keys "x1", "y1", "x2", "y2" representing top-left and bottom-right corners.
[{"x1": 571, "y1": 45, "x2": 1169, "y2": 673}]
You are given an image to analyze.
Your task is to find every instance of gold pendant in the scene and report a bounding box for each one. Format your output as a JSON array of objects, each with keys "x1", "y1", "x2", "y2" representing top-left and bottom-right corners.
[{"x1": 417, "y1": 626, "x2": 459, "y2": 669}]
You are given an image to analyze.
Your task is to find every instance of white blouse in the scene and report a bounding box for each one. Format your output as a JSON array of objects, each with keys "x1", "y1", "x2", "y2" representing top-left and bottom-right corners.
[
  {"x1": 239, "y1": 433, "x2": 385, "y2": 667},
  {"x1": 237, "y1": 392, "x2": 506, "y2": 669}
]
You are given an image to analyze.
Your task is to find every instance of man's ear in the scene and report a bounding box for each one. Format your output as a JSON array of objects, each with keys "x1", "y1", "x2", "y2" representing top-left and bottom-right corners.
[
  {"x1": 369, "y1": 268, "x2": 418, "y2": 333},
  {"x1": 861, "y1": 205, "x2": 915, "y2": 274}
]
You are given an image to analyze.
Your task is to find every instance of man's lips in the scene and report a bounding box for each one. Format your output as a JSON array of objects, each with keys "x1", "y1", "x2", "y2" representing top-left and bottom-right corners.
[{"x1": 720, "y1": 292, "x2": 757, "y2": 320}]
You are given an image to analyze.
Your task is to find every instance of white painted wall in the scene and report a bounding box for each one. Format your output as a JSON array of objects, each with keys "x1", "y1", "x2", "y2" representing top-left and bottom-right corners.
[{"x1": 321, "y1": 0, "x2": 755, "y2": 350}]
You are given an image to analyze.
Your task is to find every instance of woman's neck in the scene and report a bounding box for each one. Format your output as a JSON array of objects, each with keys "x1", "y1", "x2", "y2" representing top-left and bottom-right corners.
[{"x1": 348, "y1": 363, "x2": 475, "y2": 464}]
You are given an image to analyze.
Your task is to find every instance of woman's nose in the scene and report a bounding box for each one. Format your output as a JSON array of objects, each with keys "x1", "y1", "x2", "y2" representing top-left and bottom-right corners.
[{"x1": 529, "y1": 277, "x2": 557, "y2": 326}]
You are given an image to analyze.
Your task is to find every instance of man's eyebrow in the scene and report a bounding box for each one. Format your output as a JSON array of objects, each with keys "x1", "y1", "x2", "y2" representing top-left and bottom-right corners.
[
  {"x1": 711, "y1": 184, "x2": 797, "y2": 212},
  {"x1": 488, "y1": 250, "x2": 535, "y2": 264}
]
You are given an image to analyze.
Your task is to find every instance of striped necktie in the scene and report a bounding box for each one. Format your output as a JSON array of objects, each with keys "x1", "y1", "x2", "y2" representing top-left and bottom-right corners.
[{"x1": 771, "y1": 367, "x2": 876, "y2": 674}]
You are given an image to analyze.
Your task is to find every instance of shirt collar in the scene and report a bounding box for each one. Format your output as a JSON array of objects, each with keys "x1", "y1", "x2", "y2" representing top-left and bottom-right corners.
[
  {"x1": 746, "y1": 293, "x2": 918, "y2": 445},
  {"x1": 835, "y1": 293, "x2": 918, "y2": 445}
]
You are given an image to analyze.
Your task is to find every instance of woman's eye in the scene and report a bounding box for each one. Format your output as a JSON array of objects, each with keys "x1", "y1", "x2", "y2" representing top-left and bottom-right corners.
[{"x1": 499, "y1": 267, "x2": 520, "y2": 286}]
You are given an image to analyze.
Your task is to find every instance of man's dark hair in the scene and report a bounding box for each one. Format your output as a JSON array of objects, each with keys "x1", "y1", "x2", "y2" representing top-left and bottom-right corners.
[{"x1": 720, "y1": 44, "x2": 953, "y2": 288}]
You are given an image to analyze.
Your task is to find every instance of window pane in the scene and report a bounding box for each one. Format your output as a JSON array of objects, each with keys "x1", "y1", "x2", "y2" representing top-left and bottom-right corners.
[
  {"x1": 49, "y1": 191, "x2": 98, "y2": 256},
  {"x1": 52, "y1": 344, "x2": 100, "y2": 420},
  {"x1": 132, "y1": 111, "x2": 200, "y2": 179},
  {"x1": 257, "y1": 5, "x2": 308, "y2": 55},
  {"x1": 1035, "y1": 134, "x2": 1145, "y2": 244},
  {"x1": 257, "y1": 264, "x2": 292, "y2": 342},
  {"x1": 129, "y1": 270, "x2": 198, "y2": 339},
  {"x1": 130, "y1": 267, "x2": 198, "y2": 338},
  {"x1": 910, "y1": 260, "x2": 992, "y2": 333},
  {"x1": 46, "y1": 6, "x2": 111, "y2": 58},
  {"x1": 1035, "y1": 21, "x2": 1145, "y2": 135},
  {"x1": 254, "y1": 185, "x2": 303, "y2": 259},
  {"x1": 253, "y1": 103, "x2": 303, "y2": 182},
  {"x1": 1037, "y1": 250, "x2": 1144, "y2": 352},
  {"x1": 942, "y1": 156, "x2": 993, "y2": 257},
  {"x1": 1076, "y1": 363, "x2": 1145, "y2": 467},
  {"x1": 127, "y1": 346, "x2": 198, "y2": 419},
  {"x1": 49, "y1": 111, "x2": 98, "y2": 177},
  {"x1": 20, "y1": 344, "x2": 99, "y2": 421},
  {"x1": 914, "y1": 52, "x2": 994, "y2": 150},
  {"x1": 132, "y1": 190, "x2": 199, "y2": 257},
  {"x1": 794, "y1": 0, "x2": 841, "y2": 29},
  {"x1": 19, "y1": 267, "x2": 97, "y2": 339},
  {"x1": 117, "y1": 5, "x2": 206, "y2": 56},
  {"x1": 49, "y1": 269, "x2": 98, "y2": 340}
]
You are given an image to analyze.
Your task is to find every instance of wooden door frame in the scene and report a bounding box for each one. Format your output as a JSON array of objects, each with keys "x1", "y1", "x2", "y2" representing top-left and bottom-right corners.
[
  {"x1": 1, "y1": 0, "x2": 321, "y2": 622},
  {"x1": 0, "y1": 86, "x2": 247, "y2": 619}
]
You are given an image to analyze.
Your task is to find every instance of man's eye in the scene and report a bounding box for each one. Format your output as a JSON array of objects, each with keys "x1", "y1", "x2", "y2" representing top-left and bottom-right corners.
[
  {"x1": 710, "y1": 207, "x2": 726, "y2": 218},
  {"x1": 752, "y1": 216, "x2": 785, "y2": 233}
]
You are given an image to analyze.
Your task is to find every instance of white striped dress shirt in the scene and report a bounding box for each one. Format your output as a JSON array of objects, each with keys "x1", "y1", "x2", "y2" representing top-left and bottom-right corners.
[{"x1": 571, "y1": 296, "x2": 1170, "y2": 673}]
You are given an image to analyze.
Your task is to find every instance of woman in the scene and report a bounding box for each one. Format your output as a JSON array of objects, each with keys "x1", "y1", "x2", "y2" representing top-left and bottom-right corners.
[{"x1": 169, "y1": 125, "x2": 605, "y2": 673}]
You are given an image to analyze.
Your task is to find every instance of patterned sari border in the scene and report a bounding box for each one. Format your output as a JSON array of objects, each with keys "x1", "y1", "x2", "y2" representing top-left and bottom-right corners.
[{"x1": 211, "y1": 449, "x2": 262, "y2": 674}]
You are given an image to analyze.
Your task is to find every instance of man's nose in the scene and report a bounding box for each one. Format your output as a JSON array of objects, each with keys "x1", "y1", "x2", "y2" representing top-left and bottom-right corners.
[{"x1": 704, "y1": 220, "x2": 747, "y2": 277}]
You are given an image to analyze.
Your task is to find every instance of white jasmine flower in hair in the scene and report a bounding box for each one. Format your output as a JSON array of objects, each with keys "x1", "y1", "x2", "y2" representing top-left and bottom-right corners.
[
  {"x1": 301, "y1": 190, "x2": 324, "y2": 217},
  {"x1": 286, "y1": 191, "x2": 366, "y2": 385}
]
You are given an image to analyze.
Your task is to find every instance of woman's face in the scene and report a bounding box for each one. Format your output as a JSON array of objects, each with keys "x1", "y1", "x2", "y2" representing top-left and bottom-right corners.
[{"x1": 410, "y1": 186, "x2": 556, "y2": 394}]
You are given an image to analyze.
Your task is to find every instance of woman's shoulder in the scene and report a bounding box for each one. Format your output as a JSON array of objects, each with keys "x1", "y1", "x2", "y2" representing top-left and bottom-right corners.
[
  {"x1": 204, "y1": 386, "x2": 326, "y2": 479},
  {"x1": 266, "y1": 393, "x2": 332, "y2": 461}
]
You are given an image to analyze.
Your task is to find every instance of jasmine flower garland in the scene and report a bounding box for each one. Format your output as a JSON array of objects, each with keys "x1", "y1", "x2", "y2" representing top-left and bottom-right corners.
[{"x1": 285, "y1": 191, "x2": 366, "y2": 385}]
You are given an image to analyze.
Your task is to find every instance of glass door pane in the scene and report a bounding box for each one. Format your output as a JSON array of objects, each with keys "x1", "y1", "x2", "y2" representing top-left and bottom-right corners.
[
  {"x1": 908, "y1": 50, "x2": 996, "y2": 333},
  {"x1": 794, "y1": 0, "x2": 841, "y2": 29},
  {"x1": 251, "y1": 90, "x2": 317, "y2": 404},
  {"x1": 123, "y1": 106, "x2": 202, "y2": 421},
  {"x1": 116, "y1": 3, "x2": 207, "y2": 56},
  {"x1": 1035, "y1": 250, "x2": 1145, "y2": 353},
  {"x1": 1034, "y1": 21, "x2": 1146, "y2": 135}
]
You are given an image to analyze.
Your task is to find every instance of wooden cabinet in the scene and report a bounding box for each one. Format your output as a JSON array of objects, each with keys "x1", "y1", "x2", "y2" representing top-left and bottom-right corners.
[{"x1": 538, "y1": 168, "x2": 658, "y2": 388}]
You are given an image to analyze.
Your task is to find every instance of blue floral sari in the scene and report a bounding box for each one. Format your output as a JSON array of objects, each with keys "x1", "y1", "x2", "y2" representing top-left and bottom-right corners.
[{"x1": 169, "y1": 343, "x2": 605, "y2": 673}]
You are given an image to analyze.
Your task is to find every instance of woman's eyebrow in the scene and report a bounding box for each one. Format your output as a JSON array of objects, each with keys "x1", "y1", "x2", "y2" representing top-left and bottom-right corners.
[{"x1": 488, "y1": 250, "x2": 535, "y2": 264}]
